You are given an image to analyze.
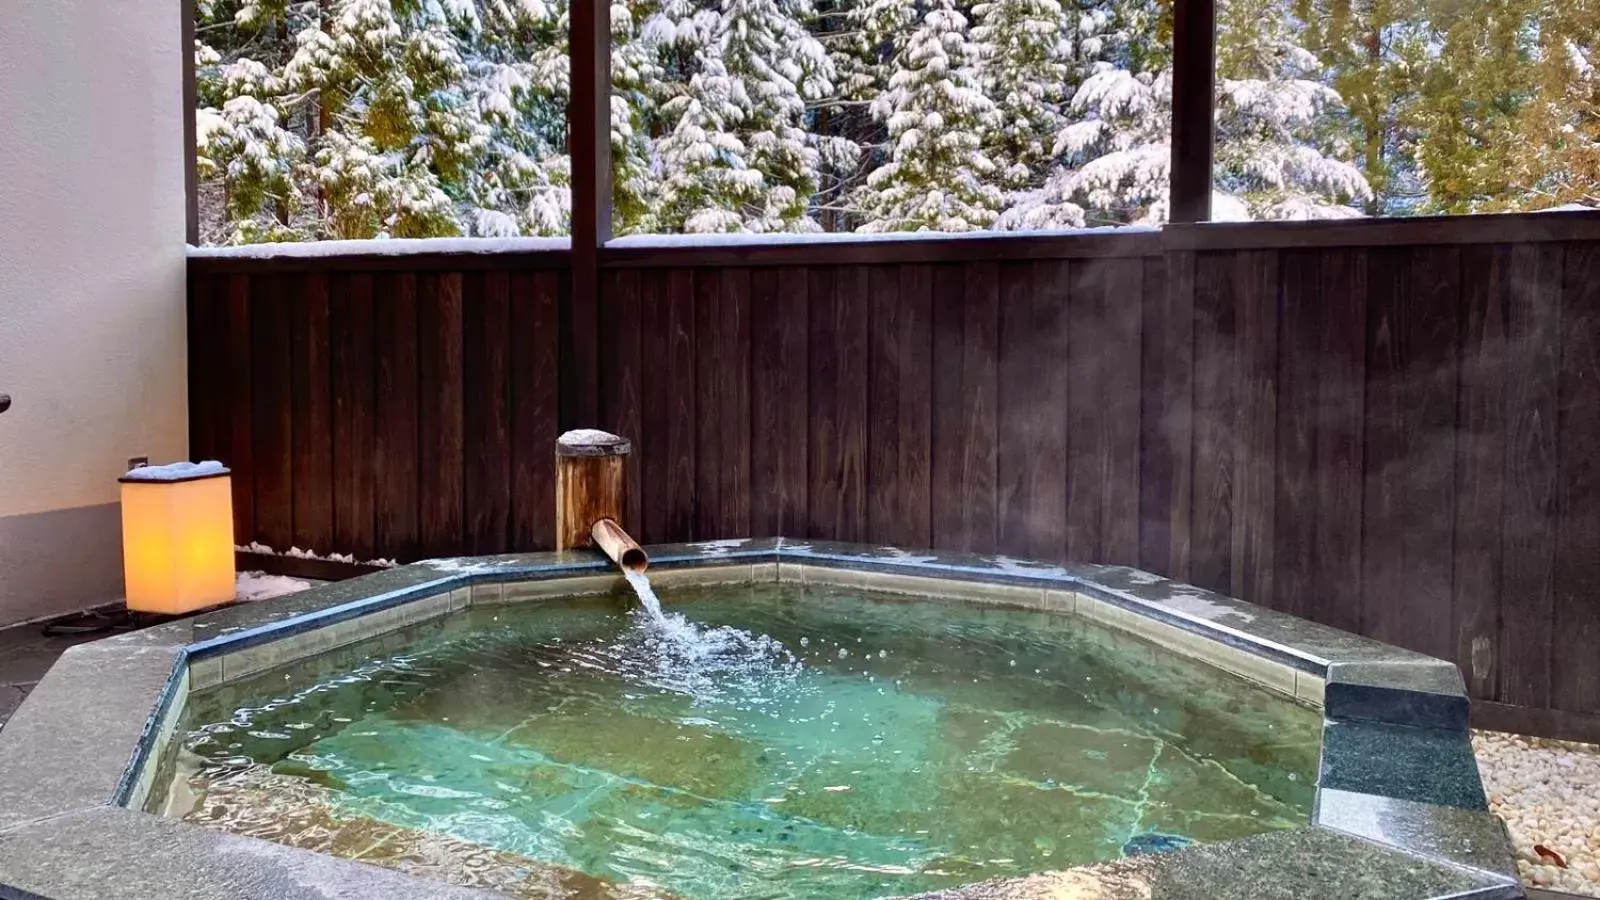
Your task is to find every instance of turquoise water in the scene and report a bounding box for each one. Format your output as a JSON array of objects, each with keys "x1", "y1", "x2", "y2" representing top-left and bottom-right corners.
[{"x1": 173, "y1": 583, "x2": 1321, "y2": 899}]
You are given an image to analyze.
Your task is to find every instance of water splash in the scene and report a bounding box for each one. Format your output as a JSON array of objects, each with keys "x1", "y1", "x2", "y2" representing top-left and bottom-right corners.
[
  {"x1": 623, "y1": 568, "x2": 665, "y2": 623},
  {"x1": 618, "y1": 567, "x2": 803, "y2": 706}
]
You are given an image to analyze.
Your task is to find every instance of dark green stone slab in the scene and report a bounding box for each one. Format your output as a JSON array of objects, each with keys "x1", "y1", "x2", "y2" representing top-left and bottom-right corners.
[
  {"x1": 902, "y1": 826, "x2": 1518, "y2": 900},
  {"x1": 1324, "y1": 661, "x2": 1470, "y2": 731},
  {"x1": 1314, "y1": 788, "x2": 1518, "y2": 881},
  {"x1": 1319, "y1": 719, "x2": 1488, "y2": 811}
]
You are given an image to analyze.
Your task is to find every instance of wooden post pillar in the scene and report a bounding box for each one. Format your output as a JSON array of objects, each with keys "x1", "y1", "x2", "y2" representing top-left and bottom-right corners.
[{"x1": 555, "y1": 429, "x2": 631, "y2": 552}]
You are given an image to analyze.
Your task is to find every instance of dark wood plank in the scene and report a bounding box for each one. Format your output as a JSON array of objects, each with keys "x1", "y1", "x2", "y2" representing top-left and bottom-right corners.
[
  {"x1": 1140, "y1": 252, "x2": 1191, "y2": 579},
  {"x1": 1274, "y1": 250, "x2": 1322, "y2": 621},
  {"x1": 750, "y1": 268, "x2": 809, "y2": 537},
  {"x1": 186, "y1": 274, "x2": 219, "y2": 464},
  {"x1": 1499, "y1": 243, "x2": 1562, "y2": 710},
  {"x1": 807, "y1": 267, "x2": 870, "y2": 542},
  {"x1": 1311, "y1": 248, "x2": 1366, "y2": 634},
  {"x1": 1065, "y1": 260, "x2": 1108, "y2": 562},
  {"x1": 931, "y1": 264, "x2": 999, "y2": 553},
  {"x1": 1454, "y1": 245, "x2": 1510, "y2": 700},
  {"x1": 868, "y1": 265, "x2": 902, "y2": 544},
  {"x1": 190, "y1": 247, "x2": 570, "y2": 276},
  {"x1": 1101, "y1": 259, "x2": 1143, "y2": 567},
  {"x1": 599, "y1": 231, "x2": 1161, "y2": 269},
  {"x1": 807, "y1": 268, "x2": 840, "y2": 540},
  {"x1": 1163, "y1": 209, "x2": 1600, "y2": 251},
  {"x1": 717, "y1": 267, "x2": 752, "y2": 537},
  {"x1": 641, "y1": 270, "x2": 696, "y2": 542},
  {"x1": 1360, "y1": 247, "x2": 1408, "y2": 644},
  {"x1": 1473, "y1": 699, "x2": 1600, "y2": 746},
  {"x1": 224, "y1": 275, "x2": 255, "y2": 544},
  {"x1": 1554, "y1": 243, "x2": 1600, "y2": 715},
  {"x1": 249, "y1": 274, "x2": 294, "y2": 550},
  {"x1": 1401, "y1": 246, "x2": 1460, "y2": 660},
  {"x1": 1231, "y1": 250, "x2": 1279, "y2": 606},
  {"x1": 599, "y1": 269, "x2": 644, "y2": 535},
  {"x1": 290, "y1": 272, "x2": 334, "y2": 552},
  {"x1": 331, "y1": 272, "x2": 376, "y2": 559},
  {"x1": 464, "y1": 271, "x2": 512, "y2": 554},
  {"x1": 997, "y1": 260, "x2": 1069, "y2": 561},
  {"x1": 417, "y1": 273, "x2": 465, "y2": 556},
  {"x1": 1190, "y1": 253, "x2": 1236, "y2": 594},
  {"x1": 510, "y1": 270, "x2": 561, "y2": 551},
  {"x1": 373, "y1": 273, "x2": 420, "y2": 561},
  {"x1": 962, "y1": 263, "x2": 1000, "y2": 553},
  {"x1": 897, "y1": 265, "x2": 935, "y2": 549},
  {"x1": 694, "y1": 271, "x2": 724, "y2": 539},
  {"x1": 930, "y1": 266, "x2": 966, "y2": 550}
]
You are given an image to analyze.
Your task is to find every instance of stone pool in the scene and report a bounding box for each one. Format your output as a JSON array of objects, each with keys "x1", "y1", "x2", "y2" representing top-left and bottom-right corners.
[{"x1": 0, "y1": 540, "x2": 1523, "y2": 899}]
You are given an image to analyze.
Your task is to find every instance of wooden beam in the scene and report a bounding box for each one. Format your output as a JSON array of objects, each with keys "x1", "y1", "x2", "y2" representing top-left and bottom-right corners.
[
  {"x1": 182, "y1": 0, "x2": 199, "y2": 245},
  {"x1": 565, "y1": 0, "x2": 611, "y2": 427},
  {"x1": 1169, "y1": 0, "x2": 1215, "y2": 223}
]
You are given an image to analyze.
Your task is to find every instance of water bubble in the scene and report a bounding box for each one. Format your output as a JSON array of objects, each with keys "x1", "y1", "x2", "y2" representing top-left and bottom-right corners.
[
  {"x1": 878, "y1": 649, "x2": 887, "y2": 658},
  {"x1": 1009, "y1": 659, "x2": 1017, "y2": 667},
  {"x1": 838, "y1": 648, "x2": 849, "y2": 658}
]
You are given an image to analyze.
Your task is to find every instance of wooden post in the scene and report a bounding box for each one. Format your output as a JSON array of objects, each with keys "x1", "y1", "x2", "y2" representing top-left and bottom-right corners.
[
  {"x1": 564, "y1": 0, "x2": 610, "y2": 428},
  {"x1": 555, "y1": 429, "x2": 631, "y2": 552},
  {"x1": 1169, "y1": 0, "x2": 1215, "y2": 223}
]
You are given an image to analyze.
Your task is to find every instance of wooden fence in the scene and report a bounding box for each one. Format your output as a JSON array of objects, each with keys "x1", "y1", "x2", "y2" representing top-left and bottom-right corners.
[{"x1": 187, "y1": 214, "x2": 1600, "y2": 738}]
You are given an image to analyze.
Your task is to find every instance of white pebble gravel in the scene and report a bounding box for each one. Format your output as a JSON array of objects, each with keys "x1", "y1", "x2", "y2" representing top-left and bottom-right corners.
[{"x1": 1474, "y1": 729, "x2": 1600, "y2": 896}]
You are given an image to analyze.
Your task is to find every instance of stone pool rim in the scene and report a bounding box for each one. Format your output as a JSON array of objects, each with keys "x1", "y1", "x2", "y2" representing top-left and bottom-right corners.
[{"x1": 0, "y1": 538, "x2": 1522, "y2": 900}]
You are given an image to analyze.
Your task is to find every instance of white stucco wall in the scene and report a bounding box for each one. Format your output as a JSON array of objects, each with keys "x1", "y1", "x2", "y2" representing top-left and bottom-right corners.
[{"x1": 0, "y1": 0, "x2": 188, "y2": 625}]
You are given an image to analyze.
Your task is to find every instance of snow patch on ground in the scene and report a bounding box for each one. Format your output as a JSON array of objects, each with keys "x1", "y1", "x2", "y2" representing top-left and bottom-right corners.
[
  {"x1": 421, "y1": 557, "x2": 515, "y2": 575},
  {"x1": 236, "y1": 542, "x2": 398, "y2": 568},
  {"x1": 122, "y1": 460, "x2": 229, "y2": 481},
  {"x1": 988, "y1": 555, "x2": 1072, "y2": 578},
  {"x1": 1157, "y1": 589, "x2": 1255, "y2": 623},
  {"x1": 1476, "y1": 729, "x2": 1600, "y2": 895},
  {"x1": 189, "y1": 236, "x2": 570, "y2": 259},
  {"x1": 235, "y1": 571, "x2": 313, "y2": 602},
  {"x1": 1119, "y1": 569, "x2": 1168, "y2": 585},
  {"x1": 688, "y1": 539, "x2": 751, "y2": 556},
  {"x1": 876, "y1": 547, "x2": 940, "y2": 564}
]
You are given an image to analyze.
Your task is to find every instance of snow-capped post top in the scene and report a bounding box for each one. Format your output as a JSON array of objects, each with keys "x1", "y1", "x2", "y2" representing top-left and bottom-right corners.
[
  {"x1": 556, "y1": 429, "x2": 631, "y2": 458},
  {"x1": 119, "y1": 460, "x2": 232, "y2": 484}
]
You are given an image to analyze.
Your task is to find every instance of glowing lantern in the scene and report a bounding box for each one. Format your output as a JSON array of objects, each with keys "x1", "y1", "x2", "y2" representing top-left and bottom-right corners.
[{"x1": 119, "y1": 461, "x2": 236, "y2": 614}]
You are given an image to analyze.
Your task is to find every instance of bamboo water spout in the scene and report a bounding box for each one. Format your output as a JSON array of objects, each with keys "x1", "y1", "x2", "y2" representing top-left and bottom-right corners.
[{"x1": 592, "y1": 517, "x2": 648, "y2": 572}]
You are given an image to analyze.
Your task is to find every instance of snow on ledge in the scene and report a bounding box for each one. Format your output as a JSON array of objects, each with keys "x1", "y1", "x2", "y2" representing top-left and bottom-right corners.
[
  {"x1": 605, "y1": 225, "x2": 1155, "y2": 250},
  {"x1": 121, "y1": 460, "x2": 229, "y2": 482},
  {"x1": 189, "y1": 235, "x2": 571, "y2": 260}
]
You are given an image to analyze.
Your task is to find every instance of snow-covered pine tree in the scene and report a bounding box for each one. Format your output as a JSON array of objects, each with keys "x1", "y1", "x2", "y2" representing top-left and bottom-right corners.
[
  {"x1": 650, "y1": 0, "x2": 834, "y2": 232},
  {"x1": 196, "y1": 0, "x2": 571, "y2": 243},
  {"x1": 853, "y1": 0, "x2": 1005, "y2": 231},
  {"x1": 610, "y1": 1, "x2": 669, "y2": 234},
  {"x1": 998, "y1": 65, "x2": 1167, "y2": 227},
  {"x1": 972, "y1": 0, "x2": 1070, "y2": 188},
  {"x1": 1000, "y1": 0, "x2": 1366, "y2": 227},
  {"x1": 1213, "y1": 0, "x2": 1370, "y2": 218}
]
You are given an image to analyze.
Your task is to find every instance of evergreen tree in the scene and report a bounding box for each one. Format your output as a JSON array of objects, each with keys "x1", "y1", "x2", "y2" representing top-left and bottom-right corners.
[
  {"x1": 854, "y1": 0, "x2": 1005, "y2": 231},
  {"x1": 1214, "y1": 0, "x2": 1371, "y2": 218},
  {"x1": 972, "y1": 0, "x2": 1070, "y2": 188},
  {"x1": 1509, "y1": 1, "x2": 1600, "y2": 207},
  {"x1": 196, "y1": 0, "x2": 569, "y2": 243}
]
